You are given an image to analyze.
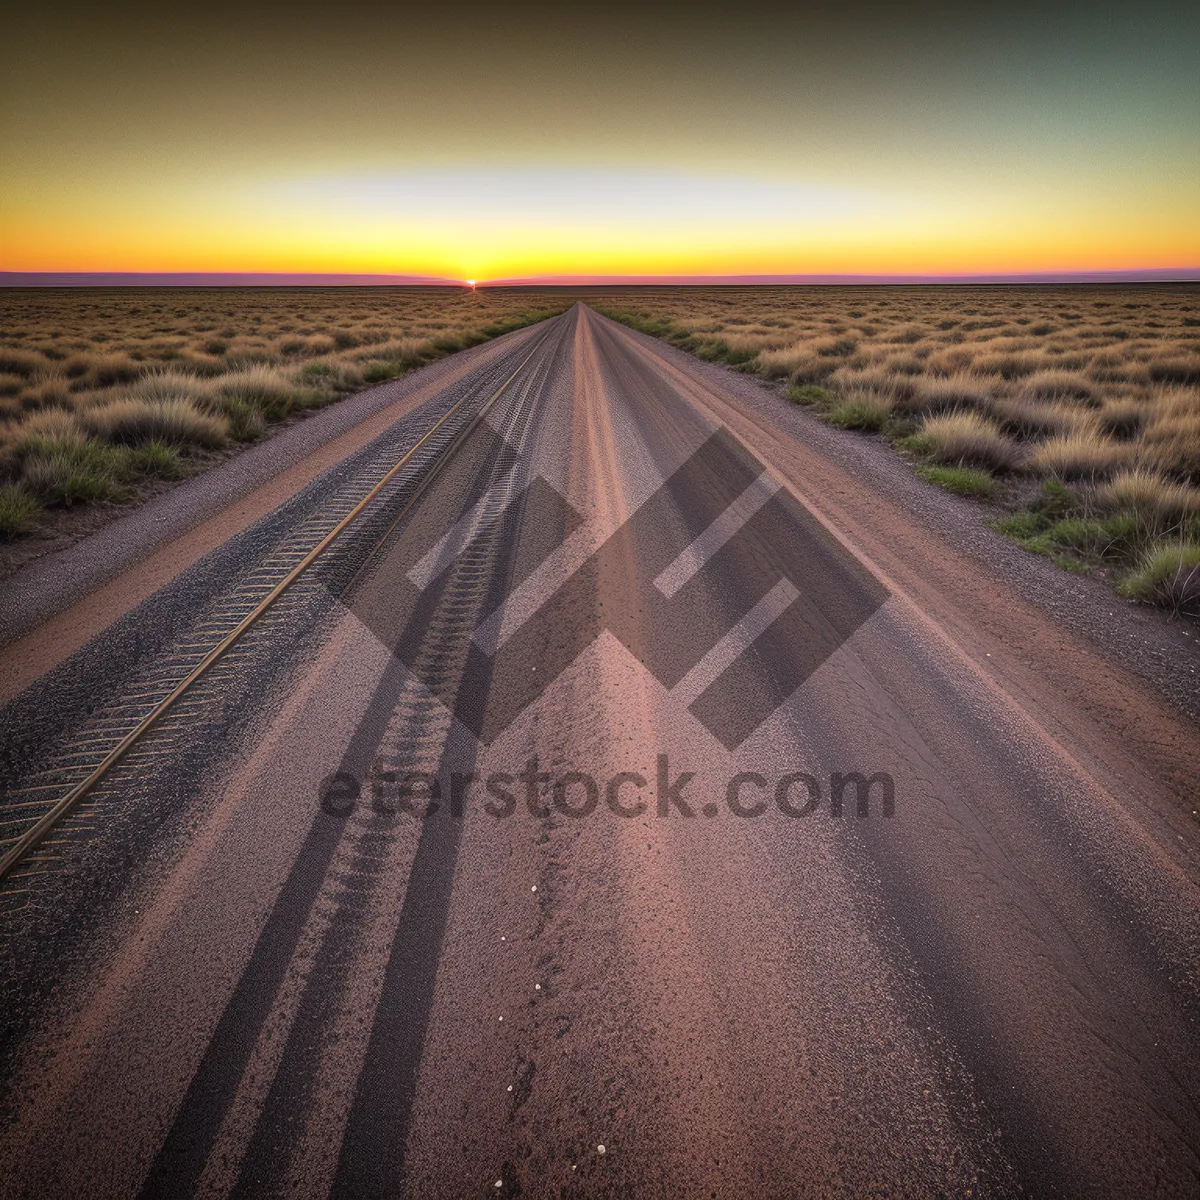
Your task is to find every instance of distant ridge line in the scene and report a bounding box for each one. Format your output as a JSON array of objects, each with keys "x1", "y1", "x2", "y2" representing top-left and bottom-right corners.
[{"x1": 2, "y1": 269, "x2": 1198, "y2": 288}]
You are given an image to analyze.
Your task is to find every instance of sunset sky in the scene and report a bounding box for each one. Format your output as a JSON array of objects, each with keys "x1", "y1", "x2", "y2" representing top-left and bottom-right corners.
[{"x1": 2, "y1": 0, "x2": 1197, "y2": 281}]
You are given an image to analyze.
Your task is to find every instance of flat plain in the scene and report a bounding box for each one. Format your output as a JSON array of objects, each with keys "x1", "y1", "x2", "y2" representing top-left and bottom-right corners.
[
  {"x1": 0, "y1": 287, "x2": 566, "y2": 549},
  {"x1": 3, "y1": 284, "x2": 1199, "y2": 612}
]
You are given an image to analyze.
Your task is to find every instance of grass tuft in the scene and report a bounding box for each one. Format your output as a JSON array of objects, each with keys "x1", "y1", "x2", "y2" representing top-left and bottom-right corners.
[
  {"x1": 1028, "y1": 430, "x2": 1135, "y2": 480},
  {"x1": 1096, "y1": 399, "x2": 1145, "y2": 440},
  {"x1": 989, "y1": 396, "x2": 1086, "y2": 440},
  {"x1": 916, "y1": 465, "x2": 996, "y2": 497},
  {"x1": 787, "y1": 384, "x2": 834, "y2": 408},
  {"x1": 1140, "y1": 386, "x2": 1200, "y2": 482},
  {"x1": 1031, "y1": 515, "x2": 1140, "y2": 560},
  {"x1": 23, "y1": 442, "x2": 126, "y2": 506},
  {"x1": 361, "y1": 360, "x2": 407, "y2": 384},
  {"x1": 81, "y1": 399, "x2": 229, "y2": 448},
  {"x1": 119, "y1": 440, "x2": 187, "y2": 480},
  {"x1": 919, "y1": 411, "x2": 1019, "y2": 471},
  {"x1": 1118, "y1": 543, "x2": 1200, "y2": 613},
  {"x1": 1094, "y1": 468, "x2": 1199, "y2": 531},
  {"x1": 220, "y1": 397, "x2": 267, "y2": 442},
  {"x1": 216, "y1": 365, "x2": 312, "y2": 421},
  {"x1": 0, "y1": 483, "x2": 42, "y2": 536},
  {"x1": 128, "y1": 369, "x2": 215, "y2": 406},
  {"x1": 13, "y1": 407, "x2": 88, "y2": 456},
  {"x1": 1020, "y1": 370, "x2": 1099, "y2": 404},
  {"x1": 824, "y1": 390, "x2": 892, "y2": 431},
  {"x1": 905, "y1": 371, "x2": 995, "y2": 415}
]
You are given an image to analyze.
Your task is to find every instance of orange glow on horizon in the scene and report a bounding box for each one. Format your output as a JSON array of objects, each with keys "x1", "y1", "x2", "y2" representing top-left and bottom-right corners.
[
  {"x1": 5, "y1": 211, "x2": 1197, "y2": 281},
  {"x1": 3, "y1": 169, "x2": 1197, "y2": 282}
]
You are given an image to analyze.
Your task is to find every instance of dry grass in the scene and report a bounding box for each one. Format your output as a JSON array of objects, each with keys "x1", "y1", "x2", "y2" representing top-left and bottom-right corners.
[
  {"x1": 1028, "y1": 431, "x2": 1137, "y2": 480},
  {"x1": 593, "y1": 284, "x2": 1197, "y2": 473},
  {"x1": 918, "y1": 411, "x2": 1019, "y2": 472},
  {"x1": 988, "y1": 396, "x2": 1088, "y2": 440},
  {"x1": 0, "y1": 287, "x2": 568, "y2": 537},
  {"x1": 80, "y1": 398, "x2": 229, "y2": 448},
  {"x1": 906, "y1": 371, "x2": 996, "y2": 415},
  {"x1": 1094, "y1": 468, "x2": 1200, "y2": 530},
  {"x1": 593, "y1": 284, "x2": 1200, "y2": 611},
  {"x1": 1140, "y1": 386, "x2": 1200, "y2": 481}
]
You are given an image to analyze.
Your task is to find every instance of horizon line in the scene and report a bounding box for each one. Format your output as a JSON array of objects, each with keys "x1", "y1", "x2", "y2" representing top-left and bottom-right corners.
[{"x1": 2, "y1": 268, "x2": 1199, "y2": 288}]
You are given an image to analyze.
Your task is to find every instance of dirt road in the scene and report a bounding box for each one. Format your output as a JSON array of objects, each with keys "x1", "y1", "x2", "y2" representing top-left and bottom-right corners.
[{"x1": 1, "y1": 305, "x2": 1198, "y2": 1196}]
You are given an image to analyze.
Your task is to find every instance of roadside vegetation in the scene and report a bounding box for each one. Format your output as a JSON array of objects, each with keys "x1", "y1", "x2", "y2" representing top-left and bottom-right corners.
[
  {"x1": 0, "y1": 287, "x2": 567, "y2": 543},
  {"x1": 593, "y1": 285, "x2": 1200, "y2": 615}
]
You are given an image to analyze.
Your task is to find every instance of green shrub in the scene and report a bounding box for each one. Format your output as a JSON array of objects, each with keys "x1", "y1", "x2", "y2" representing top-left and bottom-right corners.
[
  {"x1": 218, "y1": 397, "x2": 266, "y2": 442},
  {"x1": 119, "y1": 440, "x2": 186, "y2": 480},
  {"x1": 787, "y1": 384, "x2": 834, "y2": 408},
  {"x1": 1033, "y1": 478, "x2": 1078, "y2": 520},
  {"x1": 362, "y1": 360, "x2": 406, "y2": 384},
  {"x1": 895, "y1": 431, "x2": 936, "y2": 457},
  {"x1": 994, "y1": 512, "x2": 1044, "y2": 539},
  {"x1": 994, "y1": 484, "x2": 1141, "y2": 561},
  {"x1": 696, "y1": 340, "x2": 730, "y2": 362},
  {"x1": 1119, "y1": 543, "x2": 1200, "y2": 613},
  {"x1": 825, "y1": 398, "x2": 891, "y2": 432},
  {"x1": 0, "y1": 483, "x2": 42, "y2": 537},
  {"x1": 1038, "y1": 514, "x2": 1141, "y2": 560},
  {"x1": 23, "y1": 442, "x2": 127, "y2": 505},
  {"x1": 916, "y1": 465, "x2": 995, "y2": 497}
]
